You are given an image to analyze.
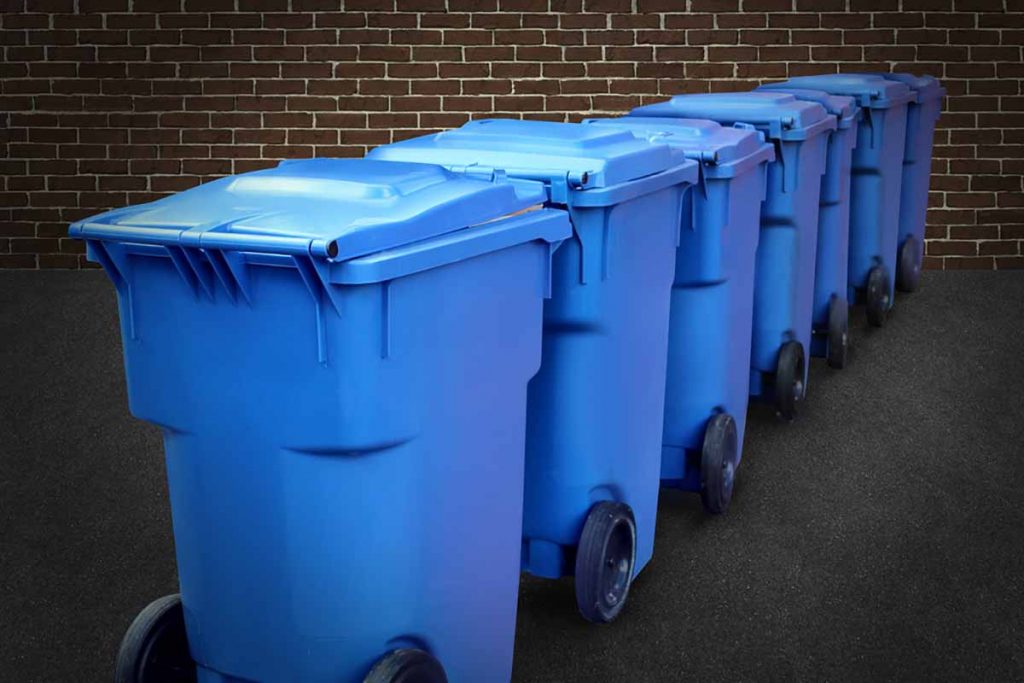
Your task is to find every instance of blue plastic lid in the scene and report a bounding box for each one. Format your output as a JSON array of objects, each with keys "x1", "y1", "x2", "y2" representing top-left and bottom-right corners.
[
  {"x1": 581, "y1": 116, "x2": 774, "y2": 178},
  {"x1": 875, "y1": 72, "x2": 945, "y2": 104},
  {"x1": 759, "y1": 74, "x2": 914, "y2": 110},
  {"x1": 367, "y1": 118, "x2": 697, "y2": 206},
  {"x1": 630, "y1": 91, "x2": 836, "y2": 142},
  {"x1": 70, "y1": 158, "x2": 553, "y2": 262},
  {"x1": 754, "y1": 87, "x2": 860, "y2": 130}
]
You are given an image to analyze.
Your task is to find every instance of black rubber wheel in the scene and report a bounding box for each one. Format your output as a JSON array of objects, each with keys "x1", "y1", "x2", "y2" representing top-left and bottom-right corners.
[
  {"x1": 114, "y1": 594, "x2": 196, "y2": 683},
  {"x1": 574, "y1": 501, "x2": 637, "y2": 623},
  {"x1": 866, "y1": 264, "x2": 891, "y2": 328},
  {"x1": 827, "y1": 295, "x2": 849, "y2": 370},
  {"x1": 896, "y1": 236, "x2": 921, "y2": 293},
  {"x1": 364, "y1": 649, "x2": 448, "y2": 683},
  {"x1": 700, "y1": 413, "x2": 739, "y2": 515},
  {"x1": 774, "y1": 340, "x2": 805, "y2": 422}
]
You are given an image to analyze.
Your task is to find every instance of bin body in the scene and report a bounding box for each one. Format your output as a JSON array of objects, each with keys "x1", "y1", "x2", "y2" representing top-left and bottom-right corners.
[
  {"x1": 70, "y1": 159, "x2": 571, "y2": 683},
  {"x1": 756, "y1": 87, "x2": 860, "y2": 357},
  {"x1": 581, "y1": 116, "x2": 773, "y2": 488},
  {"x1": 369, "y1": 120, "x2": 698, "y2": 579},
  {"x1": 630, "y1": 93, "x2": 834, "y2": 398},
  {"x1": 760, "y1": 75, "x2": 913, "y2": 303},
  {"x1": 881, "y1": 73, "x2": 945, "y2": 275}
]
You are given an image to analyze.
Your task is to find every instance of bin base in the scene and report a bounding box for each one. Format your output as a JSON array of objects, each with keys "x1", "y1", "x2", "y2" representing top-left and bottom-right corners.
[
  {"x1": 522, "y1": 538, "x2": 571, "y2": 579},
  {"x1": 660, "y1": 444, "x2": 702, "y2": 492}
]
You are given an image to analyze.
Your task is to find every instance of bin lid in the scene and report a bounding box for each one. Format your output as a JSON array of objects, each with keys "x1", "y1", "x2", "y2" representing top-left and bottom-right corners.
[
  {"x1": 367, "y1": 118, "x2": 697, "y2": 206},
  {"x1": 630, "y1": 91, "x2": 835, "y2": 142},
  {"x1": 754, "y1": 87, "x2": 860, "y2": 129},
  {"x1": 874, "y1": 72, "x2": 945, "y2": 104},
  {"x1": 759, "y1": 74, "x2": 914, "y2": 110},
  {"x1": 581, "y1": 116, "x2": 775, "y2": 178},
  {"x1": 70, "y1": 158, "x2": 557, "y2": 262}
]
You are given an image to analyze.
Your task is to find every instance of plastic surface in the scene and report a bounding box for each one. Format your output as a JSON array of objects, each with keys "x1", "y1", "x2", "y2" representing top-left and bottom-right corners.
[
  {"x1": 583, "y1": 116, "x2": 772, "y2": 494},
  {"x1": 761, "y1": 74, "x2": 915, "y2": 110},
  {"x1": 880, "y1": 73, "x2": 945, "y2": 279},
  {"x1": 368, "y1": 118, "x2": 696, "y2": 205},
  {"x1": 582, "y1": 116, "x2": 774, "y2": 176},
  {"x1": 370, "y1": 120, "x2": 697, "y2": 585},
  {"x1": 760, "y1": 87, "x2": 860, "y2": 129},
  {"x1": 631, "y1": 93, "x2": 834, "y2": 402},
  {"x1": 761, "y1": 75, "x2": 912, "y2": 303},
  {"x1": 73, "y1": 159, "x2": 571, "y2": 683},
  {"x1": 72, "y1": 159, "x2": 554, "y2": 265},
  {"x1": 757, "y1": 86, "x2": 860, "y2": 360},
  {"x1": 631, "y1": 91, "x2": 836, "y2": 142}
]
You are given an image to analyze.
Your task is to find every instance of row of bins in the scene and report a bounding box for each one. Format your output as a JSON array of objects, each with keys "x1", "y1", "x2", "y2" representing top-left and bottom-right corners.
[{"x1": 71, "y1": 72, "x2": 944, "y2": 683}]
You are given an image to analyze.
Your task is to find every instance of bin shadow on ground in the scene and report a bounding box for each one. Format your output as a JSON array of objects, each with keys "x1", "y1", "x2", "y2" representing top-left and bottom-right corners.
[{"x1": 2, "y1": 270, "x2": 1023, "y2": 682}]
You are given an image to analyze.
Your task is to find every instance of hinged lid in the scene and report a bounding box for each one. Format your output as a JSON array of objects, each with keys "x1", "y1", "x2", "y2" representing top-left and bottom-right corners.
[
  {"x1": 630, "y1": 91, "x2": 836, "y2": 142},
  {"x1": 755, "y1": 87, "x2": 860, "y2": 129},
  {"x1": 582, "y1": 116, "x2": 774, "y2": 178},
  {"x1": 759, "y1": 74, "x2": 914, "y2": 110},
  {"x1": 875, "y1": 72, "x2": 945, "y2": 104},
  {"x1": 367, "y1": 119, "x2": 696, "y2": 205},
  {"x1": 70, "y1": 158, "x2": 552, "y2": 262}
]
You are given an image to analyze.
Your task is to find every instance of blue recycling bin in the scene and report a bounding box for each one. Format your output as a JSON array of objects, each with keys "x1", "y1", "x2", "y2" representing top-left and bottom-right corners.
[
  {"x1": 879, "y1": 73, "x2": 945, "y2": 292},
  {"x1": 582, "y1": 116, "x2": 773, "y2": 513},
  {"x1": 760, "y1": 75, "x2": 914, "y2": 327},
  {"x1": 755, "y1": 86, "x2": 861, "y2": 368},
  {"x1": 631, "y1": 93, "x2": 835, "y2": 420},
  {"x1": 70, "y1": 159, "x2": 571, "y2": 683},
  {"x1": 369, "y1": 119, "x2": 698, "y2": 622}
]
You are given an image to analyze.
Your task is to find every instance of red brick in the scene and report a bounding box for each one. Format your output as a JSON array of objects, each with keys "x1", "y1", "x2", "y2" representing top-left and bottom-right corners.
[
  {"x1": 944, "y1": 256, "x2": 995, "y2": 269},
  {"x1": 995, "y1": 256, "x2": 1024, "y2": 269}
]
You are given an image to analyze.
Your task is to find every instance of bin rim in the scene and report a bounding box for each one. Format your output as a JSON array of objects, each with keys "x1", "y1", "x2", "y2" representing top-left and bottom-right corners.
[
  {"x1": 69, "y1": 158, "x2": 565, "y2": 265},
  {"x1": 367, "y1": 118, "x2": 699, "y2": 207},
  {"x1": 629, "y1": 92, "x2": 838, "y2": 143},
  {"x1": 754, "y1": 86, "x2": 862, "y2": 130},
  {"x1": 581, "y1": 116, "x2": 775, "y2": 179},
  {"x1": 759, "y1": 74, "x2": 915, "y2": 110},
  {"x1": 874, "y1": 72, "x2": 946, "y2": 105}
]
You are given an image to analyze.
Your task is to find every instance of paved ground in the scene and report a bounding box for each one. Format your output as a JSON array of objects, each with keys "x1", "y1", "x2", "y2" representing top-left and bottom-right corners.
[{"x1": 2, "y1": 270, "x2": 1022, "y2": 682}]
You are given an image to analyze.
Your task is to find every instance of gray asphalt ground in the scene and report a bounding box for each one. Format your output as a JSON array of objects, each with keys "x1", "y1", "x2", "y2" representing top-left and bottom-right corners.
[{"x1": 2, "y1": 270, "x2": 1022, "y2": 682}]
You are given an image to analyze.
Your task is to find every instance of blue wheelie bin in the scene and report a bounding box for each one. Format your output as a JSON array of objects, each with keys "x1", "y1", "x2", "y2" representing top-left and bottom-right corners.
[
  {"x1": 582, "y1": 116, "x2": 774, "y2": 513},
  {"x1": 755, "y1": 86, "x2": 861, "y2": 369},
  {"x1": 630, "y1": 93, "x2": 835, "y2": 420},
  {"x1": 369, "y1": 119, "x2": 698, "y2": 622},
  {"x1": 70, "y1": 158, "x2": 572, "y2": 683},
  {"x1": 878, "y1": 73, "x2": 945, "y2": 293},
  {"x1": 760, "y1": 75, "x2": 914, "y2": 327}
]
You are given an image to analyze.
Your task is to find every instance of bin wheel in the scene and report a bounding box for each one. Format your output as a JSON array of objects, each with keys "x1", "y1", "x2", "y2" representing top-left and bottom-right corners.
[
  {"x1": 774, "y1": 340, "x2": 805, "y2": 422},
  {"x1": 575, "y1": 501, "x2": 637, "y2": 623},
  {"x1": 700, "y1": 413, "x2": 739, "y2": 515},
  {"x1": 866, "y1": 265, "x2": 891, "y2": 328},
  {"x1": 827, "y1": 295, "x2": 849, "y2": 370},
  {"x1": 364, "y1": 649, "x2": 447, "y2": 683},
  {"x1": 114, "y1": 594, "x2": 196, "y2": 683},
  {"x1": 897, "y1": 237, "x2": 921, "y2": 293}
]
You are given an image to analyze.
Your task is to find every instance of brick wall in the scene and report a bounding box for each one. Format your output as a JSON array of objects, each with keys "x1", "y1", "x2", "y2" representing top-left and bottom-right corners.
[{"x1": 1, "y1": 1, "x2": 1022, "y2": 270}]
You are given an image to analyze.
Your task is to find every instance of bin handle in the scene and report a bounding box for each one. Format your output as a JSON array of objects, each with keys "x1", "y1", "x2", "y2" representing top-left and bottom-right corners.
[{"x1": 71, "y1": 220, "x2": 336, "y2": 260}]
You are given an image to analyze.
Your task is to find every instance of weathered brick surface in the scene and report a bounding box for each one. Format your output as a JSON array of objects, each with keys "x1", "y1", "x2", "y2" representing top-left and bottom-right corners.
[{"x1": 1, "y1": 2, "x2": 1022, "y2": 269}]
